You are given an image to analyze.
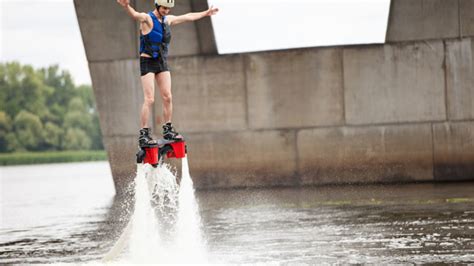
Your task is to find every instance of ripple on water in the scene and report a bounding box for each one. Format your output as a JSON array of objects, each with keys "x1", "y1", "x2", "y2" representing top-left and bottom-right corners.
[{"x1": 1, "y1": 166, "x2": 474, "y2": 264}]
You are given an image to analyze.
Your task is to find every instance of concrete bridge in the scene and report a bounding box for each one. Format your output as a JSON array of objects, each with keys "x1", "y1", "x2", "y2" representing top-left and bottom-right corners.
[{"x1": 74, "y1": 0, "x2": 474, "y2": 194}]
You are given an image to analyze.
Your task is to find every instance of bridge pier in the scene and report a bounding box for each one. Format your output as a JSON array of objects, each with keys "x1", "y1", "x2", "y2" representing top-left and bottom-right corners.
[{"x1": 74, "y1": 0, "x2": 474, "y2": 194}]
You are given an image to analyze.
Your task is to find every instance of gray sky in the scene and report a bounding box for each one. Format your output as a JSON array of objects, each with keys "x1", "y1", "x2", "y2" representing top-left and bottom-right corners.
[
  {"x1": 209, "y1": 0, "x2": 390, "y2": 54},
  {"x1": 1, "y1": 0, "x2": 390, "y2": 85},
  {"x1": 1, "y1": 0, "x2": 90, "y2": 85}
]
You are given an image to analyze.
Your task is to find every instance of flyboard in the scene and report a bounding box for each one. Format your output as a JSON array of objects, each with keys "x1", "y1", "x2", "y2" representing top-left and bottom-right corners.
[
  {"x1": 102, "y1": 136, "x2": 187, "y2": 262},
  {"x1": 135, "y1": 136, "x2": 187, "y2": 167}
]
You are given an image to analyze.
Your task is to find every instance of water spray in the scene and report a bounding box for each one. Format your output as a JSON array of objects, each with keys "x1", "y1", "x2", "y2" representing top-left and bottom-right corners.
[{"x1": 103, "y1": 137, "x2": 206, "y2": 263}]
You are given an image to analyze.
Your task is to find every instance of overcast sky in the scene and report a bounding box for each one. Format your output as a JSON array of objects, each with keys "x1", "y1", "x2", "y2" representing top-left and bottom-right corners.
[
  {"x1": 1, "y1": 0, "x2": 90, "y2": 85},
  {"x1": 209, "y1": 0, "x2": 390, "y2": 54},
  {"x1": 1, "y1": 0, "x2": 390, "y2": 85}
]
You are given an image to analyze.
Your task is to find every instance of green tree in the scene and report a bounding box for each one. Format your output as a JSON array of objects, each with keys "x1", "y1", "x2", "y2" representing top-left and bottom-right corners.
[
  {"x1": 43, "y1": 122, "x2": 63, "y2": 150},
  {"x1": 5, "y1": 133, "x2": 19, "y2": 152},
  {"x1": 0, "y1": 112, "x2": 13, "y2": 152},
  {"x1": 63, "y1": 97, "x2": 104, "y2": 149},
  {"x1": 90, "y1": 114, "x2": 104, "y2": 150},
  {"x1": 0, "y1": 62, "x2": 49, "y2": 120},
  {"x1": 40, "y1": 65, "x2": 76, "y2": 123},
  {"x1": 63, "y1": 128, "x2": 91, "y2": 150},
  {"x1": 40, "y1": 65, "x2": 75, "y2": 101},
  {"x1": 75, "y1": 85, "x2": 104, "y2": 150},
  {"x1": 13, "y1": 111, "x2": 44, "y2": 151},
  {"x1": 76, "y1": 84, "x2": 96, "y2": 111},
  {"x1": 0, "y1": 62, "x2": 104, "y2": 152},
  {"x1": 63, "y1": 107, "x2": 93, "y2": 132}
]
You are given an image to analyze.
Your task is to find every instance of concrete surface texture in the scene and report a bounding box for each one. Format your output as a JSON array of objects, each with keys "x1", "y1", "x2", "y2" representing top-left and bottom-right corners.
[
  {"x1": 343, "y1": 41, "x2": 446, "y2": 125},
  {"x1": 446, "y1": 39, "x2": 474, "y2": 120},
  {"x1": 74, "y1": 0, "x2": 474, "y2": 193}
]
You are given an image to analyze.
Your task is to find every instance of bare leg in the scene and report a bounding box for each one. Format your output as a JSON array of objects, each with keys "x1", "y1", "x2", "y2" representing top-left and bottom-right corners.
[
  {"x1": 140, "y1": 73, "x2": 155, "y2": 128},
  {"x1": 155, "y1": 71, "x2": 172, "y2": 123}
]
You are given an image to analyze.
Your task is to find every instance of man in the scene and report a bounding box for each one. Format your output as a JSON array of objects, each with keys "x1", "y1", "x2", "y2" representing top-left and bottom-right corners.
[{"x1": 117, "y1": 0, "x2": 219, "y2": 145}]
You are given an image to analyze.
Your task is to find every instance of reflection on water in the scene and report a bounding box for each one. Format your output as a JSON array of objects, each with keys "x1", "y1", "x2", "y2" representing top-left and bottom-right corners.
[
  {"x1": 1, "y1": 162, "x2": 473, "y2": 264},
  {"x1": 201, "y1": 186, "x2": 474, "y2": 264},
  {"x1": 0, "y1": 162, "x2": 118, "y2": 263}
]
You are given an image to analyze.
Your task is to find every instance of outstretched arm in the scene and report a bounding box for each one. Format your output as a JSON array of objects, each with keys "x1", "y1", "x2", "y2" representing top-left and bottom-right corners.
[
  {"x1": 117, "y1": 0, "x2": 150, "y2": 23},
  {"x1": 167, "y1": 6, "x2": 219, "y2": 26}
]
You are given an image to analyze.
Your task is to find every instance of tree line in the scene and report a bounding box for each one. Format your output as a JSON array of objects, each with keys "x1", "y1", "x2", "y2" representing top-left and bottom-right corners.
[{"x1": 0, "y1": 62, "x2": 103, "y2": 152}]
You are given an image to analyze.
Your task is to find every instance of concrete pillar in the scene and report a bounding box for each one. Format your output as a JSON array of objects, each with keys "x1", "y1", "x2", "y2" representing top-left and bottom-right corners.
[
  {"x1": 74, "y1": 0, "x2": 218, "y2": 194},
  {"x1": 75, "y1": 0, "x2": 474, "y2": 192},
  {"x1": 386, "y1": 0, "x2": 460, "y2": 42},
  {"x1": 343, "y1": 41, "x2": 446, "y2": 125},
  {"x1": 298, "y1": 124, "x2": 434, "y2": 185},
  {"x1": 433, "y1": 121, "x2": 474, "y2": 180},
  {"x1": 445, "y1": 38, "x2": 474, "y2": 120}
]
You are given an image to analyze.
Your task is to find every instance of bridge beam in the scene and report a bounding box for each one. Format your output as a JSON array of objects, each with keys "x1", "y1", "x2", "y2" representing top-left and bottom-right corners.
[{"x1": 74, "y1": 0, "x2": 474, "y2": 193}]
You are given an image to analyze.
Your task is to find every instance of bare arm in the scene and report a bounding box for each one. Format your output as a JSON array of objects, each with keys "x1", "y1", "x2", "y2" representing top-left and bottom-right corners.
[
  {"x1": 117, "y1": 0, "x2": 150, "y2": 23},
  {"x1": 167, "y1": 6, "x2": 219, "y2": 26}
]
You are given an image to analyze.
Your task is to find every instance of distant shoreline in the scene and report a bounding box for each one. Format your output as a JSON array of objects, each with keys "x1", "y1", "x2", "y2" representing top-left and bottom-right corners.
[{"x1": 0, "y1": 150, "x2": 107, "y2": 166}]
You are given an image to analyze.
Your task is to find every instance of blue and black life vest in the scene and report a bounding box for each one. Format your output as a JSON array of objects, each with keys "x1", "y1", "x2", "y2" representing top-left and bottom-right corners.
[{"x1": 139, "y1": 11, "x2": 171, "y2": 59}]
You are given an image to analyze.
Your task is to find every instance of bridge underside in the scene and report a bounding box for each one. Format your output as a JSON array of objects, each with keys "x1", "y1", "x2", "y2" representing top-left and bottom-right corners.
[{"x1": 74, "y1": 0, "x2": 474, "y2": 194}]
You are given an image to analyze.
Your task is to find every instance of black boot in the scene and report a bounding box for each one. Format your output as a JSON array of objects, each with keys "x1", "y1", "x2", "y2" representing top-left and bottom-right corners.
[
  {"x1": 138, "y1": 128, "x2": 156, "y2": 147},
  {"x1": 162, "y1": 122, "x2": 182, "y2": 140}
]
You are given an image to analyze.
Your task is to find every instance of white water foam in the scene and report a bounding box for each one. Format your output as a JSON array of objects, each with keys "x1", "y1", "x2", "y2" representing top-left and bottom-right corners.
[
  {"x1": 102, "y1": 157, "x2": 207, "y2": 263},
  {"x1": 175, "y1": 156, "x2": 207, "y2": 263},
  {"x1": 128, "y1": 164, "x2": 162, "y2": 262}
]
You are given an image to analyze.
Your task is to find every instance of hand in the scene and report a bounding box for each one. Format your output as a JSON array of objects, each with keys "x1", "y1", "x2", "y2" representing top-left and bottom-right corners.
[
  {"x1": 117, "y1": 0, "x2": 129, "y2": 8},
  {"x1": 205, "y1": 5, "x2": 219, "y2": 16}
]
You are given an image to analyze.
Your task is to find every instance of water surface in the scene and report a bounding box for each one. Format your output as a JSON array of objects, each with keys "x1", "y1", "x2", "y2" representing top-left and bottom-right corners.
[{"x1": 1, "y1": 162, "x2": 473, "y2": 264}]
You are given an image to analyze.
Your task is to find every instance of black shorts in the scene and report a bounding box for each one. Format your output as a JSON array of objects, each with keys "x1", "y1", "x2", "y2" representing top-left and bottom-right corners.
[{"x1": 140, "y1": 56, "x2": 169, "y2": 76}]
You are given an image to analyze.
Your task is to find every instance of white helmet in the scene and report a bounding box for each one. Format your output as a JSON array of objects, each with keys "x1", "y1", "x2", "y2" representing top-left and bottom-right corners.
[{"x1": 155, "y1": 0, "x2": 174, "y2": 8}]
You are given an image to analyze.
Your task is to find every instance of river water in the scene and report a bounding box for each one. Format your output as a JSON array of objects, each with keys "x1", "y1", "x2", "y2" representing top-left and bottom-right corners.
[{"x1": 1, "y1": 161, "x2": 473, "y2": 264}]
